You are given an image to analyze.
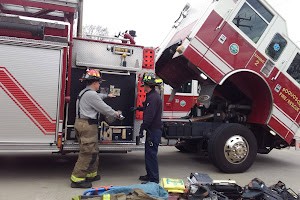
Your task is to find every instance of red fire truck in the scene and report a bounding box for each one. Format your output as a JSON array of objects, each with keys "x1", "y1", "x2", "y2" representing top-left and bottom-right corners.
[
  {"x1": 0, "y1": 0, "x2": 299, "y2": 173},
  {"x1": 0, "y1": 0, "x2": 156, "y2": 153},
  {"x1": 157, "y1": 0, "x2": 300, "y2": 173}
]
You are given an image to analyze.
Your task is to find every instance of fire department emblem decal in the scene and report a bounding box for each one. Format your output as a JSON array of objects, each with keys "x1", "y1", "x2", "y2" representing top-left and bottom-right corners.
[
  {"x1": 274, "y1": 43, "x2": 280, "y2": 51},
  {"x1": 180, "y1": 100, "x2": 186, "y2": 107},
  {"x1": 229, "y1": 43, "x2": 239, "y2": 55}
]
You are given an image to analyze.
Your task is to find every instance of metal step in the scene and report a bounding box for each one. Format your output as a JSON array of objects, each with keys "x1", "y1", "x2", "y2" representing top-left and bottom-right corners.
[
  {"x1": 63, "y1": 141, "x2": 145, "y2": 152},
  {"x1": 0, "y1": 143, "x2": 60, "y2": 152},
  {"x1": 27, "y1": 0, "x2": 79, "y2": 8}
]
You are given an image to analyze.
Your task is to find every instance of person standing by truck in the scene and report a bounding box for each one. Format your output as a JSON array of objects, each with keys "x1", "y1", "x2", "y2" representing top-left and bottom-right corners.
[
  {"x1": 138, "y1": 72, "x2": 163, "y2": 184},
  {"x1": 71, "y1": 69, "x2": 120, "y2": 188}
]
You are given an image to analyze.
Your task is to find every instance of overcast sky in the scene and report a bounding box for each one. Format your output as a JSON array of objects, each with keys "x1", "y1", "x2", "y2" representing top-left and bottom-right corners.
[{"x1": 82, "y1": 0, "x2": 300, "y2": 47}]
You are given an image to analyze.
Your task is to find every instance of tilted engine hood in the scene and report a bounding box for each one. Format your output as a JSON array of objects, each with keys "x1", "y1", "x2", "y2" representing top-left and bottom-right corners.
[{"x1": 155, "y1": 42, "x2": 199, "y2": 89}]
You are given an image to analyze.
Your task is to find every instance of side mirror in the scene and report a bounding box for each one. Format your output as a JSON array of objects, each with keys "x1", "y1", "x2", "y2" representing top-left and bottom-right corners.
[
  {"x1": 197, "y1": 84, "x2": 201, "y2": 94},
  {"x1": 182, "y1": 3, "x2": 190, "y2": 12}
]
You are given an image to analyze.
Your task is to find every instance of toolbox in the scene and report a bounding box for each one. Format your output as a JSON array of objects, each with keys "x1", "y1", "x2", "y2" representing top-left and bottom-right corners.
[
  {"x1": 163, "y1": 121, "x2": 221, "y2": 139},
  {"x1": 100, "y1": 122, "x2": 133, "y2": 141}
]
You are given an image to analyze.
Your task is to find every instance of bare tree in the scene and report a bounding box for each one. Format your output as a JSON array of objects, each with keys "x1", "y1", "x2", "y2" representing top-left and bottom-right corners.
[{"x1": 82, "y1": 24, "x2": 109, "y2": 40}]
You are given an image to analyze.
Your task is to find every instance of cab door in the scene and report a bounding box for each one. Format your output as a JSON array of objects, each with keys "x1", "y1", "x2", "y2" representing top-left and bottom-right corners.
[
  {"x1": 163, "y1": 80, "x2": 198, "y2": 119},
  {"x1": 275, "y1": 50, "x2": 300, "y2": 143}
]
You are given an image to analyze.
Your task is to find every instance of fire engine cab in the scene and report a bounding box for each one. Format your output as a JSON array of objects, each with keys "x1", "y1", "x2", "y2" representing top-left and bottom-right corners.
[
  {"x1": 163, "y1": 80, "x2": 198, "y2": 119},
  {"x1": 157, "y1": 0, "x2": 300, "y2": 172}
]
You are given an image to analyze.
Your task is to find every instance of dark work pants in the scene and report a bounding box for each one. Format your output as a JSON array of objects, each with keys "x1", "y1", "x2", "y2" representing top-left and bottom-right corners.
[{"x1": 145, "y1": 129, "x2": 162, "y2": 183}]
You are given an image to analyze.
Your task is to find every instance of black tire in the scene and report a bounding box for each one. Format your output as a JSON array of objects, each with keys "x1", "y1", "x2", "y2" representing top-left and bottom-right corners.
[
  {"x1": 208, "y1": 123, "x2": 257, "y2": 173},
  {"x1": 175, "y1": 145, "x2": 190, "y2": 153}
]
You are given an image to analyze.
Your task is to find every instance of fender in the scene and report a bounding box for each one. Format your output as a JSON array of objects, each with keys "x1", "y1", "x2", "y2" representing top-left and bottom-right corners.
[{"x1": 219, "y1": 69, "x2": 274, "y2": 125}]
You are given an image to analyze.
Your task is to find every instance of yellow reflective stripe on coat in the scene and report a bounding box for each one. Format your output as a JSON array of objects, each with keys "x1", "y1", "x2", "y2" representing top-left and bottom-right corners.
[
  {"x1": 86, "y1": 171, "x2": 97, "y2": 178},
  {"x1": 72, "y1": 196, "x2": 80, "y2": 200},
  {"x1": 103, "y1": 194, "x2": 110, "y2": 200},
  {"x1": 71, "y1": 175, "x2": 85, "y2": 182},
  {"x1": 155, "y1": 79, "x2": 162, "y2": 83}
]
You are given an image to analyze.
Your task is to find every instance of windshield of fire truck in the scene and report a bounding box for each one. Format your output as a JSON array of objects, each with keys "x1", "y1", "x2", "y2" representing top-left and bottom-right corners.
[
  {"x1": 233, "y1": 0, "x2": 274, "y2": 43},
  {"x1": 287, "y1": 53, "x2": 300, "y2": 84},
  {"x1": 178, "y1": 80, "x2": 192, "y2": 93}
]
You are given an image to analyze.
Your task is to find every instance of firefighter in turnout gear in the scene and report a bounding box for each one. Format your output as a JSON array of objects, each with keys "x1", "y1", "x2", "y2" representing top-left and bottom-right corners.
[
  {"x1": 138, "y1": 72, "x2": 163, "y2": 184},
  {"x1": 71, "y1": 69, "x2": 120, "y2": 188}
]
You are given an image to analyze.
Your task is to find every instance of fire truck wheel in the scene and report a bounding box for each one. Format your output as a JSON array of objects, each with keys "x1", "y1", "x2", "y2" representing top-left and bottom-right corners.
[
  {"x1": 175, "y1": 144, "x2": 190, "y2": 153},
  {"x1": 208, "y1": 123, "x2": 257, "y2": 173}
]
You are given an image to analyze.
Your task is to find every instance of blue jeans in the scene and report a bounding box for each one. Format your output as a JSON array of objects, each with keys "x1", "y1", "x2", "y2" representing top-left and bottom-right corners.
[{"x1": 145, "y1": 129, "x2": 162, "y2": 183}]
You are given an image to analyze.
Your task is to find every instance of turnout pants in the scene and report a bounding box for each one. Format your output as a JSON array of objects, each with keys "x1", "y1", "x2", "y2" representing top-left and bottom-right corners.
[
  {"x1": 71, "y1": 118, "x2": 99, "y2": 182},
  {"x1": 145, "y1": 129, "x2": 162, "y2": 183}
]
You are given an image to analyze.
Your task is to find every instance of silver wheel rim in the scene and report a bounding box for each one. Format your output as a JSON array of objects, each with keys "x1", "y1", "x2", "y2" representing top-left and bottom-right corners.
[{"x1": 224, "y1": 135, "x2": 249, "y2": 164}]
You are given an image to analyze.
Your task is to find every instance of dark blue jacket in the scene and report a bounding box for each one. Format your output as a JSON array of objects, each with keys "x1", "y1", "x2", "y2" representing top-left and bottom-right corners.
[{"x1": 140, "y1": 89, "x2": 163, "y2": 131}]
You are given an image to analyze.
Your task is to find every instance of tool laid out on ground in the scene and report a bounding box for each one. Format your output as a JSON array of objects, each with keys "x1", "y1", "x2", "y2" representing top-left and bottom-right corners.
[
  {"x1": 161, "y1": 178, "x2": 186, "y2": 194},
  {"x1": 74, "y1": 173, "x2": 299, "y2": 200},
  {"x1": 184, "y1": 173, "x2": 299, "y2": 200},
  {"x1": 186, "y1": 173, "x2": 232, "y2": 200},
  {"x1": 186, "y1": 173, "x2": 243, "y2": 200},
  {"x1": 74, "y1": 188, "x2": 163, "y2": 200},
  {"x1": 74, "y1": 182, "x2": 168, "y2": 200},
  {"x1": 242, "y1": 178, "x2": 299, "y2": 200}
]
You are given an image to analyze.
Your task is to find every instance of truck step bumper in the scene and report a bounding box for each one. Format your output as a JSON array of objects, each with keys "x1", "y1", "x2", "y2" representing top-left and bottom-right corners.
[
  {"x1": 0, "y1": 142, "x2": 60, "y2": 152},
  {"x1": 63, "y1": 141, "x2": 145, "y2": 152}
]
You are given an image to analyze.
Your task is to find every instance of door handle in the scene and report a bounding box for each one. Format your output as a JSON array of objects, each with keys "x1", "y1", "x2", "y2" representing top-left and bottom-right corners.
[{"x1": 215, "y1": 8, "x2": 233, "y2": 31}]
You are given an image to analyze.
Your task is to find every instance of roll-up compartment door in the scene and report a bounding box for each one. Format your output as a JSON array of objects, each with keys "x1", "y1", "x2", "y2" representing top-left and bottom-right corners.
[{"x1": 0, "y1": 43, "x2": 63, "y2": 143}]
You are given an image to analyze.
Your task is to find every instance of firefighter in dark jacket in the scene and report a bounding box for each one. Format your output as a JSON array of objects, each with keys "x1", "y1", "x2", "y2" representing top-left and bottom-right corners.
[
  {"x1": 138, "y1": 72, "x2": 163, "y2": 184},
  {"x1": 71, "y1": 69, "x2": 120, "y2": 188}
]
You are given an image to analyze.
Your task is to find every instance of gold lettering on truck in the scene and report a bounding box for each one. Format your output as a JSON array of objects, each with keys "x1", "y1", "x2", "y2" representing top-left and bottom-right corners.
[
  {"x1": 115, "y1": 47, "x2": 128, "y2": 53},
  {"x1": 279, "y1": 88, "x2": 300, "y2": 112},
  {"x1": 254, "y1": 53, "x2": 266, "y2": 67}
]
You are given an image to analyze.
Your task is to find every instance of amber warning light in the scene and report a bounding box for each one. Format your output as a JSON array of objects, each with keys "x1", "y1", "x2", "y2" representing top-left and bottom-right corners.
[{"x1": 296, "y1": 139, "x2": 300, "y2": 151}]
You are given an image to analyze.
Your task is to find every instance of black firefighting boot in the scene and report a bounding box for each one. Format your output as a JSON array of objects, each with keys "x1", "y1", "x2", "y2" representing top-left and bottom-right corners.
[
  {"x1": 71, "y1": 181, "x2": 92, "y2": 188},
  {"x1": 86, "y1": 175, "x2": 101, "y2": 182},
  {"x1": 139, "y1": 175, "x2": 149, "y2": 181}
]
